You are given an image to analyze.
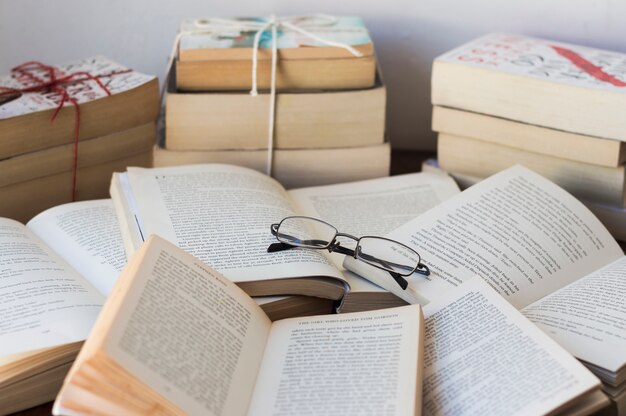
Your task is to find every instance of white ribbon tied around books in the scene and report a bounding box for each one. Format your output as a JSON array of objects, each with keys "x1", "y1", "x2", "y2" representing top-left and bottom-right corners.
[{"x1": 164, "y1": 14, "x2": 365, "y2": 176}]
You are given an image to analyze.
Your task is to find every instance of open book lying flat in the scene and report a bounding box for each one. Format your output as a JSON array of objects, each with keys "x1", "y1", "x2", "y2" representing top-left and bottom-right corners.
[
  {"x1": 52, "y1": 235, "x2": 606, "y2": 416},
  {"x1": 0, "y1": 199, "x2": 331, "y2": 415},
  {"x1": 109, "y1": 163, "x2": 461, "y2": 311},
  {"x1": 53, "y1": 236, "x2": 425, "y2": 416},
  {"x1": 0, "y1": 200, "x2": 125, "y2": 414},
  {"x1": 345, "y1": 165, "x2": 626, "y2": 410}
]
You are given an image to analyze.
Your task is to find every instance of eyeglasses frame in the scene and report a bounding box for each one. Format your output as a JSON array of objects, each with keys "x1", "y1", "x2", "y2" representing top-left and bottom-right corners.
[{"x1": 267, "y1": 216, "x2": 431, "y2": 290}]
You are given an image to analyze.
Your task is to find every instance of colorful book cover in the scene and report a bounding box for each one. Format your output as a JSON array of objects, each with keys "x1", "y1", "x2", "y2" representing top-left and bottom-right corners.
[
  {"x1": 436, "y1": 33, "x2": 626, "y2": 93},
  {"x1": 179, "y1": 16, "x2": 371, "y2": 51},
  {"x1": 0, "y1": 56, "x2": 154, "y2": 119}
]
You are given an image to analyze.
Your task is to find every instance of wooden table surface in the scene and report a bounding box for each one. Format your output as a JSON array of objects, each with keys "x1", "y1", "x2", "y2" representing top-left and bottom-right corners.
[{"x1": 8, "y1": 150, "x2": 434, "y2": 416}]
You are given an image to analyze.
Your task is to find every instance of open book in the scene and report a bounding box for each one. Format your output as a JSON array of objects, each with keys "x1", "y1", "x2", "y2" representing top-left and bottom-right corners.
[
  {"x1": 345, "y1": 165, "x2": 626, "y2": 408},
  {"x1": 53, "y1": 236, "x2": 424, "y2": 416},
  {"x1": 422, "y1": 277, "x2": 607, "y2": 416},
  {"x1": 0, "y1": 199, "x2": 333, "y2": 414},
  {"x1": 0, "y1": 200, "x2": 125, "y2": 414},
  {"x1": 109, "y1": 163, "x2": 461, "y2": 311}
]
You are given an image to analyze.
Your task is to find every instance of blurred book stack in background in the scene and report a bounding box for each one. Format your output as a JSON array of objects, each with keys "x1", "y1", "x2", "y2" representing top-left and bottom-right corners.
[
  {"x1": 0, "y1": 57, "x2": 159, "y2": 222},
  {"x1": 158, "y1": 16, "x2": 390, "y2": 188},
  {"x1": 432, "y1": 33, "x2": 626, "y2": 243}
]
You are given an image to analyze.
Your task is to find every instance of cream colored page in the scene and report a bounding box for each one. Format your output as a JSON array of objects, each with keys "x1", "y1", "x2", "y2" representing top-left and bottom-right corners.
[
  {"x1": 345, "y1": 165, "x2": 623, "y2": 308},
  {"x1": 248, "y1": 305, "x2": 421, "y2": 416},
  {"x1": 0, "y1": 219, "x2": 104, "y2": 356},
  {"x1": 422, "y1": 277, "x2": 599, "y2": 416},
  {"x1": 290, "y1": 172, "x2": 460, "y2": 293},
  {"x1": 523, "y1": 255, "x2": 626, "y2": 372},
  {"x1": 27, "y1": 200, "x2": 126, "y2": 296},
  {"x1": 126, "y1": 164, "x2": 343, "y2": 282},
  {"x1": 103, "y1": 238, "x2": 272, "y2": 416}
]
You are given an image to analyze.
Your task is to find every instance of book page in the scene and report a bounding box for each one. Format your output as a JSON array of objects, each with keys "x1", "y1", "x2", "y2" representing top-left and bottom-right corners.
[
  {"x1": 422, "y1": 277, "x2": 599, "y2": 416},
  {"x1": 103, "y1": 237, "x2": 272, "y2": 416},
  {"x1": 289, "y1": 172, "x2": 461, "y2": 269},
  {"x1": 345, "y1": 166, "x2": 623, "y2": 308},
  {"x1": 289, "y1": 172, "x2": 460, "y2": 298},
  {"x1": 27, "y1": 200, "x2": 126, "y2": 296},
  {"x1": 123, "y1": 164, "x2": 343, "y2": 283},
  {"x1": 0, "y1": 218, "x2": 104, "y2": 356},
  {"x1": 248, "y1": 305, "x2": 422, "y2": 416},
  {"x1": 523, "y1": 255, "x2": 626, "y2": 373}
]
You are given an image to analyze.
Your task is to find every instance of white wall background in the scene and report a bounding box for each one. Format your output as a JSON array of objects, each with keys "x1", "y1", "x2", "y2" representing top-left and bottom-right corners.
[{"x1": 2, "y1": 0, "x2": 625, "y2": 150}]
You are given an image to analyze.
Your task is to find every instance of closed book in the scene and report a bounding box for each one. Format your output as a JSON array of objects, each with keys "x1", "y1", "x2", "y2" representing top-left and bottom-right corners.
[
  {"x1": 0, "y1": 57, "x2": 159, "y2": 159},
  {"x1": 0, "y1": 151, "x2": 152, "y2": 223},
  {"x1": 153, "y1": 143, "x2": 391, "y2": 189},
  {"x1": 166, "y1": 68, "x2": 385, "y2": 150},
  {"x1": 432, "y1": 106, "x2": 626, "y2": 167},
  {"x1": 437, "y1": 133, "x2": 626, "y2": 208},
  {"x1": 175, "y1": 16, "x2": 376, "y2": 91},
  {"x1": 0, "y1": 122, "x2": 155, "y2": 188},
  {"x1": 432, "y1": 33, "x2": 626, "y2": 141}
]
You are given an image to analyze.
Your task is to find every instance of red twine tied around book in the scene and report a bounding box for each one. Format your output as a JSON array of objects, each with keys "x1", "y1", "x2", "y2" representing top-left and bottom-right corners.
[{"x1": 0, "y1": 61, "x2": 132, "y2": 201}]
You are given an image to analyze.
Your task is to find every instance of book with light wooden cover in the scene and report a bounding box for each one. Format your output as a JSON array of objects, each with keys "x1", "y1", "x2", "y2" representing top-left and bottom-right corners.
[
  {"x1": 165, "y1": 78, "x2": 385, "y2": 150},
  {"x1": 432, "y1": 34, "x2": 626, "y2": 141},
  {"x1": 175, "y1": 17, "x2": 376, "y2": 91},
  {"x1": 437, "y1": 133, "x2": 626, "y2": 208},
  {"x1": 432, "y1": 106, "x2": 626, "y2": 167},
  {"x1": 0, "y1": 57, "x2": 159, "y2": 159},
  {"x1": 153, "y1": 143, "x2": 390, "y2": 189}
]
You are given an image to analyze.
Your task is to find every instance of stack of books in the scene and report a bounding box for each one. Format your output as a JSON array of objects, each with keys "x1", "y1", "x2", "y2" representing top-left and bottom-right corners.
[
  {"x1": 430, "y1": 34, "x2": 626, "y2": 411},
  {"x1": 431, "y1": 33, "x2": 626, "y2": 242},
  {"x1": 0, "y1": 57, "x2": 159, "y2": 222},
  {"x1": 157, "y1": 16, "x2": 389, "y2": 188}
]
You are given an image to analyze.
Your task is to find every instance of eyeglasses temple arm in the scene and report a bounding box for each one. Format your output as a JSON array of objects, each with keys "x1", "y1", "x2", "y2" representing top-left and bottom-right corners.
[
  {"x1": 330, "y1": 245, "x2": 355, "y2": 257},
  {"x1": 388, "y1": 271, "x2": 409, "y2": 290},
  {"x1": 267, "y1": 242, "x2": 294, "y2": 253}
]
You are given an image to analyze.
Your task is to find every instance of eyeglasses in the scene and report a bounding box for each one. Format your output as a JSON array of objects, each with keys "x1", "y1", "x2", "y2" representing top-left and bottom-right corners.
[{"x1": 267, "y1": 216, "x2": 430, "y2": 290}]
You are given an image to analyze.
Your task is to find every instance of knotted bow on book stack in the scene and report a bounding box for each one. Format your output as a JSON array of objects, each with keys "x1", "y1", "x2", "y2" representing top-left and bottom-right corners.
[
  {"x1": 1, "y1": 61, "x2": 133, "y2": 200},
  {"x1": 0, "y1": 56, "x2": 159, "y2": 222},
  {"x1": 158, "y1": 15, "x2": 391, "y2": 187}
]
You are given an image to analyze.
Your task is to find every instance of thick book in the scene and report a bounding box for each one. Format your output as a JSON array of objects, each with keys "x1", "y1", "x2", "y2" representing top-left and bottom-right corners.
[
  {"x1": 53, "y1": 235, "x2": 424, "y2": 416},
  {"x1": 0, "y1": 200, "x2": 126, "y2": 414},
  {"x1": 344, "y1": 165, "x2": 626, "y2": 406},
  {"x1": 109, "y1": 164, "x2": 461, "y2": 309},
  {"x1": 432, "y1": 106, "x2": 626, "y2": 167},
  {"x1": 153, "y1": 143, "x2": 391, "y2": 189},
  {"x1": 0, "y1": 57, "x2": 159, "y2": 159},
  {"x1": 1, "y1": 151, "x2": 152, "y2": 223},
  {"x1": 1, "y1": 122, "x2": 155, "y2": 189},
  {"x1": 166, "y1": 67, "x2": 385, "y2": 150},
  {"x1": 432, "y1": 33, "x2": 626, "y2": 141},
  {"x1": 175, "y1": 17, "x2": 376, "y2": 91},
  {"x1": 437, "y1": 133, "x2": 626, "y2": 208}
]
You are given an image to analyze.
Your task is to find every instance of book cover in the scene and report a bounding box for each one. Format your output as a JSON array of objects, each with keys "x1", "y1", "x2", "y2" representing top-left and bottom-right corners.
[{"x1": 436, "y1": 33, "x2": 626, "y2": 92}]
